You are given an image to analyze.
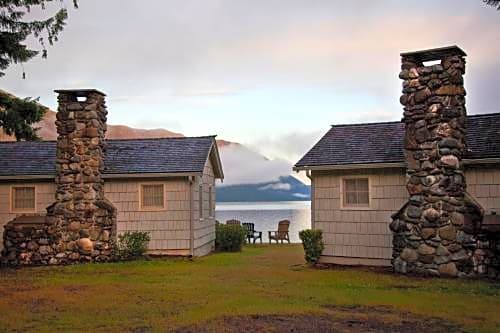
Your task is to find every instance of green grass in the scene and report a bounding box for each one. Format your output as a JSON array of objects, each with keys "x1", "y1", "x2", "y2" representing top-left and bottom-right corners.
[{"x1": 0, "y1": 245, "x2": 499, "y2": 332}]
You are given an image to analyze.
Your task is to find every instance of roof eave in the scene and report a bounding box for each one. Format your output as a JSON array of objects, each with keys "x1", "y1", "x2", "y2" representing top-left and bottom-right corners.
[
  {"x1": 0, "y1": 172, "x2": 202, "y2": 181},
  {"x1": 293, "y1": 162, "x2": 406, "y2": 171},
  {"x1": 102, "y1": 172, "x2": 201, "y2": 179},
  {"x1": 0, "y1": 174, "x2": 54, "y2": 181},
  {"x1": 463, "y1": 157, "x2": 500, "y2": 166},
  {"x1": 208, "y1": 139, "x2": 225, "y2": 180},
  {"x1": 294, "y1": 157, "x2": 500, "y2": 172}
]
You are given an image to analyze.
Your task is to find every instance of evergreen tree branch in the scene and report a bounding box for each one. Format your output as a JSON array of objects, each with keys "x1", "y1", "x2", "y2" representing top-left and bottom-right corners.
[
  {"x1": 0, "y1": 0, "x2": 77, "y2": 77},
  {"x1": 484, "y1": 0, "x2": 500, "y2": 10},
  {"x1": 0, "y1": 89, "x2": 47, "y2": 141}
]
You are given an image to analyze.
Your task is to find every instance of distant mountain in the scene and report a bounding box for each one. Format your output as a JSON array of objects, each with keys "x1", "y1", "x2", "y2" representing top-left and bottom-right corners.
[
  {"x1": 216, "y1": 175, "x2": 311, "y2": 202},
  {"x1": 1, "y1": 89, "x2": 304, "y2": 201},
  {"x1": 0, "y1": 89, "x2": 204, "y2": 142},
  {"x1": 0, "y1": 107, "x2": 184, "y2": 141}
]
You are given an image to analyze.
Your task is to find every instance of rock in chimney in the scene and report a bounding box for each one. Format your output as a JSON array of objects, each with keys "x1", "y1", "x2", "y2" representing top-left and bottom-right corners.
[
  {"x1": 390, "y1": 46, "x2": 483, "y2": 278},
  {"x1": 46, "y1": 89, "x2": 117, "y2": 264}
]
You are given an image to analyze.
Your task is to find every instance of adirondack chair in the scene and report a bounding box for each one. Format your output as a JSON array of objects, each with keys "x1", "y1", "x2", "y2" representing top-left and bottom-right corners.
[
  {"x1": 226, "y1": 219, "x2": 241, "y2": 225},
  {"x1": 242, "y1": 222, "x2": 262, "y2": 244},
  {"x1": 268, "y1": 220, "x2": 290, "y2": 244}
]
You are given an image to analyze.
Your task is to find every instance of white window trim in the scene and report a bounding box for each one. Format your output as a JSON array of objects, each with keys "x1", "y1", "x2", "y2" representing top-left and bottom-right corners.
[
  {"x1": 208, "y1": 185, "x2": 214, "y2": 218},
  {"x1": 10, "y1": 185, "x2": 37, "y2": 213},
  {"x1": 199, "y1": 183, "x2": 204, "y2": 221},
  {"x1": 139, "y1": 183, "x2": 167, "y2": 211},
  {"x1": 339, "y1": 176, "x2": 372, "y2": 210}
]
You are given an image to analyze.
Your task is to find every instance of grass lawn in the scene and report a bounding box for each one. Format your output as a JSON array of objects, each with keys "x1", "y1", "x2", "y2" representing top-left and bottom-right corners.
[{"x1": 0, "y1": 245, "x2": 499, "y2": 332}]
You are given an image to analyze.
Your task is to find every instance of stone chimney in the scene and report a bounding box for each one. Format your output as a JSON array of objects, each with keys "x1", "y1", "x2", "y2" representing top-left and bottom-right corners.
[
  {"x1": 46, "y1": 89, "x2": 116, "y2": 263},
  {"x1": 390, "y1": 46, "x2": 483, "y2": 277}
]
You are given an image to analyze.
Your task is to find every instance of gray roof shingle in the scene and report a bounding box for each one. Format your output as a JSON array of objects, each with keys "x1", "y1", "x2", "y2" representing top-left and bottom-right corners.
[
  {"x1": 0, "y1": 136, "x2": 217, "y2": 177},
  {"x1": 295, "y1": 113, "x2": 500, "y2": 168}
]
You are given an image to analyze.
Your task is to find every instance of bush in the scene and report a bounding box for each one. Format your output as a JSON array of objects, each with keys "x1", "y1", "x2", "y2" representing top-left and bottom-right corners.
[
  {"x1": 299, "y1": 229, "x2": 324, "y2": 264},
  {"x1": 117, "y1": 231, "x2": 151, "y2": 260},
  {"x1": 215, "y1": 224, "x2": 246, "y2": 252}
]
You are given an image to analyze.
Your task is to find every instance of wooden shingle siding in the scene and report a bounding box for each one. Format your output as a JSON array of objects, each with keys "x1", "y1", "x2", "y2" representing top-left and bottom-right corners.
[
  {"x1": 465, "y1": 167, "x2": 500, "y2": 213},
  {"x1": 0, "y1": 171, "x2": 216, "y2": 255},
  {"x1": 104, "y1": 179, "x2": 191, "y2": 253},
  {"x1": 312, "y1": 166, "x2": 500, "y2": 266},
  {"x1": 312, "y1": 168, "x2": 406, "y2": 265}
]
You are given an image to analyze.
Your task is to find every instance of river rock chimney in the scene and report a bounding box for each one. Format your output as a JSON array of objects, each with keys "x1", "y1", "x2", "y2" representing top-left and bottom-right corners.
[
  {"x1": 390, "y1": 46, "x2": 482, "y2": 277},
  {"x1": 46, "y1": 89, "x2": 116, "y2": 263}
]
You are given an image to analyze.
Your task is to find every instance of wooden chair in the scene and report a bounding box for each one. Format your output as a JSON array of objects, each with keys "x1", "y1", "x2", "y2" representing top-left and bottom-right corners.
[
  {"x1": 242, "y1": 222, "x2": 262, "y2": 244},
  {"x1": 226, "y1": 219, "x2": 241, "y2": 226},
  {"x1": 268, "y1": 220, "x2": 290, "y2": 244}
]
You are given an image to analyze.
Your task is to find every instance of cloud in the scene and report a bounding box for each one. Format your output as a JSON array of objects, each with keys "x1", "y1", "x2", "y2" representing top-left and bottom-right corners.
[
  {"x1": 258, "y1": 182, "x2": 291, "y2": 191},
  {"x1": 2, "y1": 0, "x2": 499, "y2": 165},
  {"x1": 249, "y1": 130, "x2": 324, "y2": 162},
  {"x1": 218, "y1": 144, "x2": 292, "y2": 186},
  {"x1": 293, "y1": 193, "x2": 309, "y2": 199}
]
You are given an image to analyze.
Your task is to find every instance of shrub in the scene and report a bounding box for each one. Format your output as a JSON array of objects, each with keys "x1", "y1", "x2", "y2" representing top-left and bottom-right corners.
[
  {"x1": 299, "y1": 229, "x2": 324, "y2": 264},
  {"x1": 215, "y1": 224, "x2": 246, "y2": 252},
  {"x1": 117, "y1": 231, "x2": 151, "y2": 260}
]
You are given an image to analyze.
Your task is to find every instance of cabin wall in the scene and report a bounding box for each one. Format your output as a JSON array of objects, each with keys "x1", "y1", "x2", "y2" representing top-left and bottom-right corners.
[
  {"x1": 104, "y1": 178, "x2": 192, "y2": 255},
  {"x1": 0, "y1": 178, "x2": 193, "y2": 255},
  {"x1": 0, "y1": 182, "x2": 56, "y2": 251},
  {"x1": 312, "y1": 168, "x2": 407, "y2": 266},
  {"x1": 311, "y1": 165, "x2": 500, "y2": 266},
  {"x1": 192, "y1": 159, "x2": 216, "y2": 257},
  {"x1": 466, "y1": 166, "x2": 500, "y2": 214}
]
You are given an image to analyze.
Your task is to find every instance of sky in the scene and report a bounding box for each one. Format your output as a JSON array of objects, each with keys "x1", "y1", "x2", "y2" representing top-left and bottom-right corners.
[{"x1": 2, "y1": 0, "x2": 500, "y2": 177}]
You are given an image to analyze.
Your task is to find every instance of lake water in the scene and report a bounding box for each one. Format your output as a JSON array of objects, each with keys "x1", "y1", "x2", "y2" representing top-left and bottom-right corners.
[{"x1": 215, "y1": 201, "x2": 311, "y2": 243}]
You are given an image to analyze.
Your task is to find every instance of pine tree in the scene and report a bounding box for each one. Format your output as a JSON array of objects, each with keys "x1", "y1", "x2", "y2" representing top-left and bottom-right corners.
[
  {"x1": 484, "y1": 0, "x2": 500, "y2": 9},
  {"x1": 0, "y1": 89, "x2": 47, "y2": 141},
  {"x1": 0, "y1": 1, "x2": 77, "y2": 140}
]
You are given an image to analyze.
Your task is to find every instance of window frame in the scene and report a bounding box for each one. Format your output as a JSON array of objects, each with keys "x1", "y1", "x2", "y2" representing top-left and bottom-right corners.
[
  {"x1": 10, "y1": 185, "x2": 37, "y2": 213},
  {"x1": 340, "y1": 176, "x2": 371, "y2": 210},
  {"x1": 139, "y1": 183, "x2": 166, "y2": 211},
  {"x1": 198, "y1": 183, "x2": 204, "y2": 221},
  {"x1": 208, "y1": 185, "x2": 214, "y2": 218}
]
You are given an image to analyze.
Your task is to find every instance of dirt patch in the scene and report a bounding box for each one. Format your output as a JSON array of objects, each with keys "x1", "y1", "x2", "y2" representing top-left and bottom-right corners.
[
  {"x1": 389, "y1": 284, "x2": 418, "y2": 290},
  {"x1": 62, "y1": 285, "x2": 90, "y2": 294},
  {"x1": 174, "y1": 305, "x2": 464, "y2": 333},
  {"x1": 314, "y1": 263, "x2": 394, "y2": 274},
  {"x1": 28, "y1": 298, "x2": 58, "y2": 313}
]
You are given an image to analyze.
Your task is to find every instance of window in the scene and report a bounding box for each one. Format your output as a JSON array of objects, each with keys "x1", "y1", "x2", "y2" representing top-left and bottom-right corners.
[
  {"x1": 12, "y1": 186, "x2": 36, "y2": 212},
  {"x1": 199, "y1": 184, "x2": 203, "y2": 219},
  {"x1": 140, "y1": 184, "x2": 164, "y2": 210},
  {"x1": 208, "y1": 186, "x2": 213, "y2": 217},
  {"x1": 343, "y1": 178, "x2": 369, "y2": 207}
]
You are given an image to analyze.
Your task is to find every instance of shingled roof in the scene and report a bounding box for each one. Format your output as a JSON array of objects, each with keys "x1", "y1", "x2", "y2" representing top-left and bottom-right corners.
[
  {"x1": 0, "y1": 136, "x2": 223, "y2": 179},
  {"x1": 295, "y1": 113, "x2": 500, "y2": 169}
]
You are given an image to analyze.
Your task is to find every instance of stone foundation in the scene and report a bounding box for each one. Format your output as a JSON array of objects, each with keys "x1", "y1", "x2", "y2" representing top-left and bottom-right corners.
[{"x1": 1, "y1": 217, "x2": 58, "y2": 266}]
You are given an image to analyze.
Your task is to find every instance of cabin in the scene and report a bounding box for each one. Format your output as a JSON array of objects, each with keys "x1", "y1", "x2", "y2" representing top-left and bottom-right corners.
[
  {"x1": 294, "y1": 46, "x2": 500, "y2": 279},
  {"x1": 294, "y1": 113, "x2": 500, "y2": 267},
  {"x1": 0, "y1": 89, "x2": 224, "y2": 264}
]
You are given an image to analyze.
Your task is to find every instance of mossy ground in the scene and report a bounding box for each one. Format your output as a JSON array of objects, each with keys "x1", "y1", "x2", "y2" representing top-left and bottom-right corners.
[{"x1": 0, "y1": 245, "x2": 498, "y2": 332}]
